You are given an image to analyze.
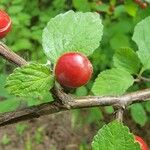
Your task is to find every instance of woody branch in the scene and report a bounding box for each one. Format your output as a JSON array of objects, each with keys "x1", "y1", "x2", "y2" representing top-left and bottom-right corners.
[{"x1": 0, "y1": 42, "x2": 150, "y2": 127}]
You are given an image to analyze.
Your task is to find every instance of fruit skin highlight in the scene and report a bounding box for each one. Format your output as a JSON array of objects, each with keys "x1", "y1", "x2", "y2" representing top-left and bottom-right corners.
[
  {"x1": 135, "y1": 135, "x2": 148, "y2": 150},
  {"x1": 55, "y1": 52, "x2": 93, "y2": 88},
  {"x1": 0, "y1": 10, "x2": 12, "y2": 39}
]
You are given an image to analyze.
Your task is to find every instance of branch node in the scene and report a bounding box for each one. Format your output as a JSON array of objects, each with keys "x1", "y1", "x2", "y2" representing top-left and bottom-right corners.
[
  {"x1": 50, "y1": 86, "x2": 74, "y2": 109},
  {"x1": 0, "y1": 43, "x2": 150, "y2": 127},
  {"x1": 114, "y1": 100, "x2": 126, "y2": 122}
]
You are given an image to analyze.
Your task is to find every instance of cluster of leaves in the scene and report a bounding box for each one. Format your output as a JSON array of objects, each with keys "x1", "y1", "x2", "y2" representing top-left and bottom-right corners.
[
  {"x1": 1, "y1": 9, "x2": 149, "y2": 149},
  {"x1": 0, "y1": 0, "x2": 68, "y2": 66},
  {"x1": 5, "y1": 10, "x2": 103, "y2": 99}
]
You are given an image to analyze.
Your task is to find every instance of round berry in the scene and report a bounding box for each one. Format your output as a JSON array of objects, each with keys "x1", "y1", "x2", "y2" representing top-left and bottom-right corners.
[
  {"x1": 0, "y1": 10, "x2": 12, "y2": 39},
  {"x1": 55, "y1": 52, "x2": 93, "y2": 88},
  {"x1": 134, "y1": 0, "x2": 141, "y2": 4},
  {"x1": 140, "y1": 2, "x2": 148, "y2": 9},
  {"x1": 135, "y1": 136, "x2": 148, "y2": 150}
]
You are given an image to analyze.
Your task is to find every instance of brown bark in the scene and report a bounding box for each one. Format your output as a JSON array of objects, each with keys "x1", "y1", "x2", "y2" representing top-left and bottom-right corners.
[{"x1": 0, "y1": 41, "x2": 150, "y2": 126}]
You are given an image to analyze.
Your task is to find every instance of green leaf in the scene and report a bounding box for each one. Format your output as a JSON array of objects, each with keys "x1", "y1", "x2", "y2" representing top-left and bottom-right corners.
[
  {"x1": 75, "y1": 86, "x2": 88, "y2": 96},
  {"x1": 91, "y1": 3, "x2": 109, "y2": 12},
  {"x1": 34, "y1": 127, "x2": 44, "y2": 144},
  {"x1": 73, "y1": 0, "x2": 91, "y2": 12},
  {"x1": 42, "y1": 10, "x2": 103, "y2": 63},
  {"x1": 124, "y1": 0, "x2": 138, "y2": 17},
  {"x1": 0, "y1": 93, "x2": 53, "y2": 113},
  {"x1": 145, "y1": 101, "x2": 150, "y2": 112},
  {"x1": 1, "y1": 134, "x2": 11, "y2": 145},
  {"x1": 110, "y1": 0, "x2": 116, "y2": 5},
  {"x1": 132, "y1": 16, "x2": 150, "y2": 71},
  {"x1": 104, "y1": 106, "x2": 114, "y2": 114},
  {"x1": 113, "y1": 47, "x2": 141, "y2": 74},
  {"x1": 114, "y1": 5, "x2": 126, "y2": 18},
  {"x1": 5, "y1": 63, "x2": 54, "y2": 98},
  {"x1": 87, "y1": 108, "x2": 103, "y2": 124},
  {"x1": 92, "y1": 121, "x2": 141, "y2": 150},
  {"x1": 110, "y1": 34, "x2": 130, "y2": 50},
  {"x1": 0, "y1": 74, "x2": 12, "y2": 98},
  {"x1": 0, "y1": 99, "x2": 23, "y2": 113},
  {"x1": 92, "y1": 68, "x2": 134, "y2": 96},
  {"x1": 8, "y1": 5, "x2": 23, "y2": 14},
  {"x1": 130, "y1": 104, "x2": 148, "y2": 126},
  {"x1": 16, "y1": 123, "x2": 28, "y2": 136},
  {"x1": 12, "y1": 0, "x2": 23, "y2": 4},
  {"x1": 27, "y1": 92, "x2": 53, "y2": 106},
  {"x1": 11, "y1": 39, "x2": 32, "y2": 52}
]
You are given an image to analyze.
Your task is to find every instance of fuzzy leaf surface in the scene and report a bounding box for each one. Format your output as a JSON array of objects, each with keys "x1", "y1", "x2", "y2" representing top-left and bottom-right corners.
[
  {"x1": 113, "y1": 47, "x2": 140, "y2": 74},
  {"x1": 92, "y1": 68, "x2": 134, "y2": 96},
  {"x1": 5, "y1": 63, "x2": 54, "y2": 98},
  {"x1": 92, "y1": 121, "x2": 141, "y2": 150},
  {"x1": 42, "y1": 10, "x2": 103, "y2": 63}
]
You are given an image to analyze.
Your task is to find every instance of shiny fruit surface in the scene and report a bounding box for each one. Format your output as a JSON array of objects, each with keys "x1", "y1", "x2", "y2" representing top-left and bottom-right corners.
[
  {"x1": 134, "y1": 0, "x2": 141, "y2": 4},
  {"x1": 0, "y1": 10, "x2": 12, "y2": 39},
  {"x1": 135, "y1": 136, "x2": 148, "y2": 150},
  {"x1": 140, "y1": 2, "x2": 148, "y2": 9},
  {"x1": 55, "y1": 52, "x2": 93, "y2": 88}
]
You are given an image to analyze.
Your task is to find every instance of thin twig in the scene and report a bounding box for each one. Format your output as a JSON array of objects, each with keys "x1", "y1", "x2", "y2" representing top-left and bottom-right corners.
[
  {"x1": 0, "y1": 42, "x2": 150, "y2": 127},
  {"x1": 135, "y1": 75, "x2": 150, "y2": 83},
  {"x1": 0, "y1": 89, "x2": 150, "y2": 127},
  {"x1": 0, "y1": 42, "x2": 27, "y2": 66},
  {"x1": 140, "y1": 76, "x2": 150, "y2": 82}
]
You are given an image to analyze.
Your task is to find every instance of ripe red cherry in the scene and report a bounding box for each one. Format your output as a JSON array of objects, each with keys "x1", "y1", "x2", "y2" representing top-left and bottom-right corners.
[
  {"x1": 55, "y1": 52, "x2": 93, "y2": 88},
  {"x1": 140, "y1": 2, "x2": 148, "y2": 9},
  {"x1": 135, "y1": 136, "x2": 148, "y2": 150},
  {"x1": 134, "y1": 0, "x2": 141, "y2": 4},
  {"x1": 0, "y1": 10, "x2": 12, "y2": 39}
]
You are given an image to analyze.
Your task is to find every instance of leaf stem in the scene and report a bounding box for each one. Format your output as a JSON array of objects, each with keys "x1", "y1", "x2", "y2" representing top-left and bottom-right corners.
[
  {"x1": 138, "y1": 67, "x2": 145, "y2": 78},
  {"x1": 0, "y1": 42, "x2": 27, "y2": 66}
]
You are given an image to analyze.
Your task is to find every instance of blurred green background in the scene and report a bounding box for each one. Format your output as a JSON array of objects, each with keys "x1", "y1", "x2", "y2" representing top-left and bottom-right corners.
[{"x1": 0, "y1": 0, "x2": 150, "y2": 149}]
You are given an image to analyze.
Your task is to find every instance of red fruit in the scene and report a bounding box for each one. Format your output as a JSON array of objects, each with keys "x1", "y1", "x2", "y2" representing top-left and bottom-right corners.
[
  {"x1": 140, "y1": 2, "x2": 148, "y2": 9},
  {"x1": 135, "y1": 136, "x2": 148, "y2": 150},
  {"x1": 55, "y1": 52, "x2": 93, "y2": 88},
  {"x1": 0, "y1": 10, "x2": 12, "y2": 39},
  {"x1": 134, "y1": 0, "x2": 141, "y2": 4}
]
